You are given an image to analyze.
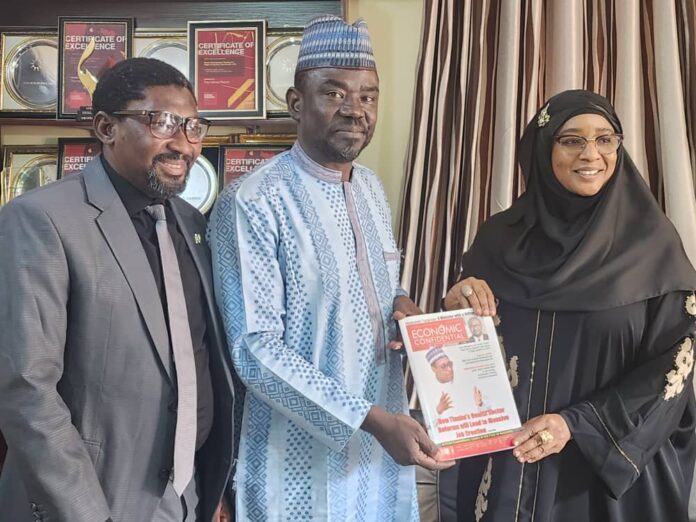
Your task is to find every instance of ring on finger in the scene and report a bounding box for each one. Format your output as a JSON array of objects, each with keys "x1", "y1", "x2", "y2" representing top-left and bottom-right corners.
[
  {"x1": 536, "y1": 429, "x2": 554, "y2": 446},
  {"x1": 461, "y1": 284, "x2": 474, "y2": 297}
]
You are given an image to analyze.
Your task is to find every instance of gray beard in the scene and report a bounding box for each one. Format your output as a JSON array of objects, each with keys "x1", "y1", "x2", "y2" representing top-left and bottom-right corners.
[
  {"x1": 329, "y1": 144, "x2": 361, "y2": 163},
  {"x1": 320, "y1": 136, "x2": 369, "y2": 164},
  {"x1": 146, "y1": 164, "x2": 190, "y2": 198}
]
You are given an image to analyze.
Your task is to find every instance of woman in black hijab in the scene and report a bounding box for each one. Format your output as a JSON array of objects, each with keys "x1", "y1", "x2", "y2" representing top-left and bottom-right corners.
[{"x1": 446, "y1": 90, "x2": 696, "y2": 521}]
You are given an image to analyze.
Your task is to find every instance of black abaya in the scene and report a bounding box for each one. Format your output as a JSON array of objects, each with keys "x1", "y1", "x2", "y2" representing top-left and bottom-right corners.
[{"x1": 457, "y1": 292, "x2": 696, "y2": 522}]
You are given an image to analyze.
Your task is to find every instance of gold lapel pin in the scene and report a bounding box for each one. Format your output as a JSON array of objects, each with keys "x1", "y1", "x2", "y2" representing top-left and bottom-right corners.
[{"x1": 194, "y1": 233, "x2": 202, "y2": 244}]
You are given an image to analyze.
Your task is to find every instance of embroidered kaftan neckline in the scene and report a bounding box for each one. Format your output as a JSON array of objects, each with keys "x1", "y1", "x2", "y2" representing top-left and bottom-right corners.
[{"x1": 290, "y1": 143, "x2": 345, "y2": 184}]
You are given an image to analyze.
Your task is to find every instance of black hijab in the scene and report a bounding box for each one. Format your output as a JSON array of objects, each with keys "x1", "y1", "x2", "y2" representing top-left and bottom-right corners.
[{"x1": 462, "y1": 89, "x2": 696, "y2": 311}]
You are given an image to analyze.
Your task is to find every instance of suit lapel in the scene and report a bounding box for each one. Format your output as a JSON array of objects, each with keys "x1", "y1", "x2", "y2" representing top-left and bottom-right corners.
[
  {"x1": 169, "y1": 201, "x2": 215, "y2": 307},
  {"x1": 84, "y1": 158, "x2": 173, "y2": 384}
]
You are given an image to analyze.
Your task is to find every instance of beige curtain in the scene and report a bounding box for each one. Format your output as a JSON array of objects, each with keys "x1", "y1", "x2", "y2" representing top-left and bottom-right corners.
[{"x1": 399, "y1": 0, "x2": 696, "y2": 315}]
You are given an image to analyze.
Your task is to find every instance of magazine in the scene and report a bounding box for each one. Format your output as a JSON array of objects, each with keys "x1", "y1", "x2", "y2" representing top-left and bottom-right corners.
[{"x1": 399, "y1": 309, "x2": 522, "y2": 460}]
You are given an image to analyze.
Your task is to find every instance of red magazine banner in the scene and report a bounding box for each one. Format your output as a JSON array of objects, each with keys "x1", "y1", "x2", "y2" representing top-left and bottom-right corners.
[
  {"x1": 189, "y1": 21, "x2": 266, "y2": 119},
  {"x1": 438, "y1": 430, "x2": 517, "y2": 460},
  {"x1": 405, "y1": 317, "x2": 469, "y2": 351},
  {"x1": 58, "y1": 18, "x2": 133, "y2": 119},
  {"x1": 57, "y1": 138, "x2": 101, "y2": 178},
  {"x1": 219, "y1": 145, "x2": 287, "y2": 186}
]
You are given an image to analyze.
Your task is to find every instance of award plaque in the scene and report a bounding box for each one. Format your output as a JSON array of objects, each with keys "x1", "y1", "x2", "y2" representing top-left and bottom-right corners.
[
  {"x1": 179, "y1": 153, "x2": 219, "y2": 213},
  {"x1": 134, "y1": 30, "x2": 188, "y2": 79},
  {"x1": 58, "y1": 17, "x2": 133, "y2": 119},
  {"x1": 57, "y1": 137, "x2": 101, "y2": 178},
  {"x1": 1, "y1": 29, "x2": 58, "y2": 116},
  {"x1": 219, "y1": 144, "x2": 287, "y2": 186},
  {"x1": 2, "y1": 146, "x2": 58, "y2": 202},
  {"x1": 202, "y1": 134, "x2": 233, "y2": 146},
  {"x1": 188, "y1": 20, "x2": 266, "y2": 120},
  {"x1": 266, "y1": 30, "x2": 302, "y2": 115}
]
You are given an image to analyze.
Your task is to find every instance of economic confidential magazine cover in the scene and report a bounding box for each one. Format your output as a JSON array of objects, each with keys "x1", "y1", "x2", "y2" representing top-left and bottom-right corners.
[{"x1": 399, "y1": 309, "x2": 522, "y2": 460}]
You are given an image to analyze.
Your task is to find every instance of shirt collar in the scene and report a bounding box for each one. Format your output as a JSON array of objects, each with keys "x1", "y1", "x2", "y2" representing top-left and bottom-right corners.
[
  {"x1": 101, "y1": 155, "x2": 162, "y2": 216},
  {"x1": 290, "y1": 142, "x2": 346, "y2": 184}
]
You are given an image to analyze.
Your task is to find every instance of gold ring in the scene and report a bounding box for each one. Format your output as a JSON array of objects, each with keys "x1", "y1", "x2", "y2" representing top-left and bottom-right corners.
[{"x1": 536, "y1": 429, "x2": 554, "y2": 445}]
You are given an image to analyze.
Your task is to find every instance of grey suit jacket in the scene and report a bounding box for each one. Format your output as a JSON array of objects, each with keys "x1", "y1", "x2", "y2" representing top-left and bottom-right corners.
[{"x1": 0, "y1": 158, "x2": 235, "y2": 522}]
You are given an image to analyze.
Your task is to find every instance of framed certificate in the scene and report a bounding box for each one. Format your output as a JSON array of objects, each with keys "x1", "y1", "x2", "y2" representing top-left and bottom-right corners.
[
  {"x1": 219, "y1": 144, "x2": 288, "y2": 186},
  {"x1": 57, "y1": 137, "x2": 101, "y2": 178},
  {"x1": 266, "y1": 29, "x2": 302, "y2": 115},
  {"x1": 58, "y1": 17, "x2": 133, "y2": 119},
  {"x1": 179, "y1": 147, "x2": 220, "y2": 214},
  {"x1": 188, "y1": 20, "x2": 266, "y2": 120},
  {"x1": 1, "y1": 28, "x2": 58, "y2": 116},
  {"x1": 134, "y1": 30, "x2": 188, "y2": 79},
  {"x1": 2, "y1": 145, "x2": 58, "y2": 202}
]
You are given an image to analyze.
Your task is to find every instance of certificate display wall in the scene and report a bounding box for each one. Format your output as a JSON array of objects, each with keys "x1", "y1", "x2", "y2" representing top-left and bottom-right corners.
[
  {"x1": 189, "y1": 20, "x2": 266, "y2": 120},
  {"x1": 0, "y1": 0, "x2": 345, "y2": 208},
  {"x1": 57, "y1": 17, "x2": 133, "y2": 118},
  {"x1": 0, "y1": 28, "x2": 58, "y2": 116}
]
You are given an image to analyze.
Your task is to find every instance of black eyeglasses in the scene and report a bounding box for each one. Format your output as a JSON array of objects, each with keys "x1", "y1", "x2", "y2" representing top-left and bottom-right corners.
[
  {"x1": 553, "y1": 134, "x2": 623, "y2": 155},
  {"x1": 111, "y1": 110, "x2": 211, "y2": 144}
]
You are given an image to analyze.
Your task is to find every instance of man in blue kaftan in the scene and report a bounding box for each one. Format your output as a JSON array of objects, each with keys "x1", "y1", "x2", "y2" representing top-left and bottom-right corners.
[{"x1": 209, "y1": 15, "x2": 452, "y2": 521}]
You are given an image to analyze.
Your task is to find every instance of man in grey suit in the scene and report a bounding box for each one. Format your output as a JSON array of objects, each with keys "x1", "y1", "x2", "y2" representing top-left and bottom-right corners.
[{"x1": 0, "y1": 58, "x2": 234, "y2": 522}]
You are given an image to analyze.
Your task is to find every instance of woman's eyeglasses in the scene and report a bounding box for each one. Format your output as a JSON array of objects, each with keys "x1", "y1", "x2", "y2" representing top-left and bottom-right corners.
[
  {"x1": 110, "y1": 110, "x2": 211, "y2": 144},
  {"x1": 553, "y1": 134, "x2": 623, "y2": 155}
]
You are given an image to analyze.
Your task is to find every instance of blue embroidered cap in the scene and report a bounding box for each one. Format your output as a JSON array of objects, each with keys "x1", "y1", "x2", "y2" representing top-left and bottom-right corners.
[
  {"x1": 425, "y1": 347, "x2": 448, "y2": 366},
  {"x1": 296, "y1": 15, "x2": 377, "y2": 72}
]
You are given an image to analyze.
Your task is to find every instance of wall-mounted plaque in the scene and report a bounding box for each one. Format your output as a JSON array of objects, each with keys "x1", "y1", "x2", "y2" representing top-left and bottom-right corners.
[
  {"x1": 202, "y1": 134, "x2": 234, "y2": 147},
  {"x1": 266, "y1": 29, "x2": 302, "y2": 115},
  {"x1": 179, "y1": 152, "x2": 219, "y2": 214},
  {"x1": 2, "y1": 145, "x2": 58, "y2": 202},
  {"x1": 58, "y1": 17, "x2": 133, "y2": 119},
  {"x1": 219, "y1": 144, "x2": 287, "y2": 186},
  {"x1": 134, "y1": 30, "x2": 188, "y2": 79},
  {"x1": 1, "y1": 28, "x2": 58, "y2": 116},
  {"x1": 188, "y1": 20, "x2": 266, "y2": 120},
  {"x1": 57, "y1": 137, "x2": 101, "y2": 178}
]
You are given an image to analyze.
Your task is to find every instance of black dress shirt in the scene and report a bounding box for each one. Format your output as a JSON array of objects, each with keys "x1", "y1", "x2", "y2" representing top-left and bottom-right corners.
[{"x1": 102, "y1": 156, "x2": 214, "y2": 450}]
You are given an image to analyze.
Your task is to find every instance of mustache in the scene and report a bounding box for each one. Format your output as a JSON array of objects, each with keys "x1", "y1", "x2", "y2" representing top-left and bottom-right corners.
[
  {"x1": 331, "y1": 118, "x2": 368, "y2": 134},
  {"x1": 333, "y1": 127, "x2": 367, "y2": 134},
  {"x1": 152, "y1": 152, "x2": 194, "y2": 169}
]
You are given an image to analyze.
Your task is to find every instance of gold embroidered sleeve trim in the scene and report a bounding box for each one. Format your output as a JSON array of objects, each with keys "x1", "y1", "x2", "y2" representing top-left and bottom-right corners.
[
  {"x1": 588, "y1": 402, "x2": 640, "y2": 476},
  {"x1": 475, "y1": 456, "x2": 493, "y2": 521}
]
